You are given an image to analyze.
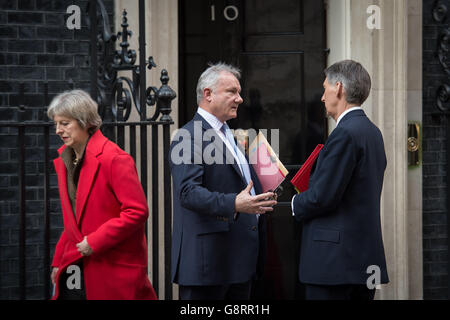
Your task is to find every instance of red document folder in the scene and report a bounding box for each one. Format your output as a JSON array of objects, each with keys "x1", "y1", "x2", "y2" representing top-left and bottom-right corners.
[{"x1": 290, "y1": 144, "x2": 324, "y2": 193}]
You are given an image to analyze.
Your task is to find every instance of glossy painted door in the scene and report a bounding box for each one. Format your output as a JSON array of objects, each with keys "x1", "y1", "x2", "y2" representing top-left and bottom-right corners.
[{"x1": 179, "y1": 0, "x2": 327, "y2": 299}]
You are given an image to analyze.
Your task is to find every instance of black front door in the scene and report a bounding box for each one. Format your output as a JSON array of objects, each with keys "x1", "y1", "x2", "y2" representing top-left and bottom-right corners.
[{"x1": 179, "y1": 0, "x2": 327, "y2": 299}]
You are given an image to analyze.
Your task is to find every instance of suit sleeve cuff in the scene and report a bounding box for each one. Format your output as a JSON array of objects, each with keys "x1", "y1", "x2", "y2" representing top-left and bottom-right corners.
[{"x1": 291, "y1": 195, "x2": 296, "y2": 216}]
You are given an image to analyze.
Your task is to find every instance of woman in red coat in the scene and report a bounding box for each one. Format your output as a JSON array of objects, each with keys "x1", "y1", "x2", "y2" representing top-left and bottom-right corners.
[{"x1": 47, "y1": 90, "x2": 157, "y2": 300}]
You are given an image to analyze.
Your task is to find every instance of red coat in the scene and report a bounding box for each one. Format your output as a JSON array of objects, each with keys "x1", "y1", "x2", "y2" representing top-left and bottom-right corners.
[{"x1": 51, "y1": 130, "x2": 157, "y2": 300}]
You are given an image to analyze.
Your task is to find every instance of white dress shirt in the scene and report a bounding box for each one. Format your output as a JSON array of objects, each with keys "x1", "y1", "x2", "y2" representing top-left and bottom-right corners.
[{"x1": 197, "y1": 107, "x2": 244, "y2": 175}]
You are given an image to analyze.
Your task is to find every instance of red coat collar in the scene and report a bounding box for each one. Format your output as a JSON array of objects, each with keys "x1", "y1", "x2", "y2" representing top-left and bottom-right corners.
[
  {"x1": 54, "y1": 129, "x2": 107, "y2": 231},
  {"x1": 57, "y1": 129, "x2": 108, "y2": 157}
]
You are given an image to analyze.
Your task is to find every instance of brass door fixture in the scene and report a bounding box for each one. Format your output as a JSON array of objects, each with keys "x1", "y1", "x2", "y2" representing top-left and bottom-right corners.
[{"x1": 408, "y1": 122, "x2": 421, "y2": 167}]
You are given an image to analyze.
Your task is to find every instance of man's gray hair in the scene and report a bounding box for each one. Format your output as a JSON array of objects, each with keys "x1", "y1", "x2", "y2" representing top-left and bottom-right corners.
[
  {"x1": 47, "y1": 89, "x2": 102, "y2": 134},
  {"x1": 196, "y1": 62, "x2": 241, "y2": 105},
  {"x1": 324, "y1": 60, "x2": 371, "y2": 105}
]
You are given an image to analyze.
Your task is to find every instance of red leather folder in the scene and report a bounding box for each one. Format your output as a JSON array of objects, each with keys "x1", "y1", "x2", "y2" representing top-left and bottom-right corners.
[{"x1": 290, "y1": 144, "x2": 324, "y2": 193}]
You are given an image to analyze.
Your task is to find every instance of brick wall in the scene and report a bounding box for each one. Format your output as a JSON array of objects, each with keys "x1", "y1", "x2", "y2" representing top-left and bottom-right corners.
[
  {"x1": 422, "y1": 0, "x2": 449, "y2": 300},
  {"x1": 0, "y1": 0, "x2": 113, "y2": 299}
]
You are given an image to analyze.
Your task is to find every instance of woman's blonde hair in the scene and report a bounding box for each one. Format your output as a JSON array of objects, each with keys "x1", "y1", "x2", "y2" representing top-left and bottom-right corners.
[{"x1": 47, "y1": 90, "x2": 102, "y2": 134}]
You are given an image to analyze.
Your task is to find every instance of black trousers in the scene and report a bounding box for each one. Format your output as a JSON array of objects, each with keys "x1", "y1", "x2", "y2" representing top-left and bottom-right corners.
[
  {"x1": 58, "y1": 262, "x2": 86, "y2": 300},
  {"x1": 179, "y1": 281, "x2": 252, "y2": 300},
  {"x1": 304, "y1": 284, "x2": 376, "y2": 300}
]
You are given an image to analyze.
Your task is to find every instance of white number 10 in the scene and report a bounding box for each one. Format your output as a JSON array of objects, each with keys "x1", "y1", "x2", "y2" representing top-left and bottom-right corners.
[{"x1": 211, "y1": 5, "x2": 239, "y2": 22}]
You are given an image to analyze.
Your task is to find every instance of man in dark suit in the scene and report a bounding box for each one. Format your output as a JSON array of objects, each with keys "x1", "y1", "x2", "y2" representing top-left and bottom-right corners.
[
  {"x1": 292, "y1": 60, "x2": 389, "y2": 300},
  {"x1": 169, "y1": 63, "x2": 277, "y2": 300}
]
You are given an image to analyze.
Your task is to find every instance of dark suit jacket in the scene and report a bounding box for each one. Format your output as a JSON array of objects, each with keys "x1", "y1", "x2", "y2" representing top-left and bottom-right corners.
[
  {"x1": 169, "y1": 112, "x2": 266, "y2": 286},
  {"x1": 293, "y1": 109, "x2": 389, "y2": 285}
]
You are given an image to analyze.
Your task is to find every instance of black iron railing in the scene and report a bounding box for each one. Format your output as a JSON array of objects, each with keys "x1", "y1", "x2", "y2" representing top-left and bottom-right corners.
[
  {"x1": 0, "y1": 90, "x2": 53, "y2": 299},
  {"x1": 87, "y1": 0, "x2": 176, "y2": 300}
]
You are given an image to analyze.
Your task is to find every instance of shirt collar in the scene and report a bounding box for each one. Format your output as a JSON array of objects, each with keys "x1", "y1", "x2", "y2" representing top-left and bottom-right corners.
[
  {"x1": 197, "y1": 107, "x2": 225, "y2": 131},
  {"x1": 336, "y1": 106, "x2": 362, "y2": 126}
]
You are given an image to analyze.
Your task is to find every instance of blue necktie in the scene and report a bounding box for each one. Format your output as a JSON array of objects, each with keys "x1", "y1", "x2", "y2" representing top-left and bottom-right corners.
[{"x1": 221, "y1": 123, "x2": 255, "y2": 196}]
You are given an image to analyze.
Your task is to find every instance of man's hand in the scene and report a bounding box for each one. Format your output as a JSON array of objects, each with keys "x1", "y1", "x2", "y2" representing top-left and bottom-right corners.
[
  {"x1": 76, "y1": 236, "x2": 93, "y2": 257},
  {"x1": 235, "y1": 180, "x2": 277, "y2": 214}
]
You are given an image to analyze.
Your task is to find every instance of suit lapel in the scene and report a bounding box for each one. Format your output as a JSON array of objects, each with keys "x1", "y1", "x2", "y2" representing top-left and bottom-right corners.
[
  {"x1": 195, "y1": 113, "x2": 247, "y2": 185},
  {"x1": 221, "y1": 138, "x2": 247, "y2": 185}
]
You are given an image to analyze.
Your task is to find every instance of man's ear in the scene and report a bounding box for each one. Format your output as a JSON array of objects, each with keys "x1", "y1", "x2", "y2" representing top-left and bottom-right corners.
[
  {"x1": 335, "y1": 81, "x2": 344, "y2": 98},
  {"x1": 204, "y1": 88, "x2": 213, "y2": 102}
]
